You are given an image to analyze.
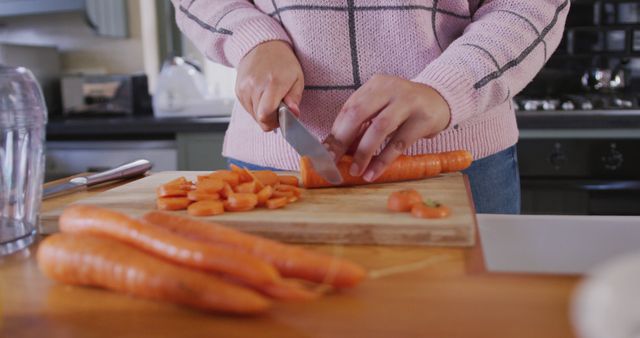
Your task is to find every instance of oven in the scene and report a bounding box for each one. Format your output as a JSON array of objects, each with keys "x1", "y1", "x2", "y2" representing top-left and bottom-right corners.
[{"x1": 517, "y1": 133, "x2": 640, "y2": 215}]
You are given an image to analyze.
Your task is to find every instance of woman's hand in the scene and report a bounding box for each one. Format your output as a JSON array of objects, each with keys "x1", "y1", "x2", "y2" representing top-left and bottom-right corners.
[
  {"x1": 324, "y1": 75, "x2": 451, "y2": 182},
  {"x1": 235, "y1": 40, "x2": 304, "y2": 131}
]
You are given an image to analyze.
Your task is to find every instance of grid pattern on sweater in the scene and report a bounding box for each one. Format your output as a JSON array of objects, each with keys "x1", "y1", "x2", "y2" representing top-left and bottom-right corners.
[
  {"x1": 172, "y1": 0, "x2": 570, "y2": 169},
  {"x1": 179, "y1": 0, "x2": 568, "y2": 92}
]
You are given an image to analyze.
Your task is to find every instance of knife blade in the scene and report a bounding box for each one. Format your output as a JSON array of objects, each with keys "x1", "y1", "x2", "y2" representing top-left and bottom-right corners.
[
  {"x1": 277, "y1": 102, "x2": 343, "y2": 185},
  {"x1": 43, "y1": 159, "x2": 153, "y2": 199}
]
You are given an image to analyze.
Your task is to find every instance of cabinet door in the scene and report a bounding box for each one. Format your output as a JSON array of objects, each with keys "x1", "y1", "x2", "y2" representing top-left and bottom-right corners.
[{"x1": 176, "y1": 132, "x2": 227, "y2": 170}]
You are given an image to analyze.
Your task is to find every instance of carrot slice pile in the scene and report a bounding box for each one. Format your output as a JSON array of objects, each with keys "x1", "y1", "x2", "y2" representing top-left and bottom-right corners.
[{"x1": 155, "y1": 168, "x2": 303, "y2": 216}]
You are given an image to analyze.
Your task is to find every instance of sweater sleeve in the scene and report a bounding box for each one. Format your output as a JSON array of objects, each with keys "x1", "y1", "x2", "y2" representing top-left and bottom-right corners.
[
  {"x1": 171, "y1": 0, "x2": 292, "y2": 67},
  {"x1": 412, "y1": 0, "x2": 570, "y2": 128}
]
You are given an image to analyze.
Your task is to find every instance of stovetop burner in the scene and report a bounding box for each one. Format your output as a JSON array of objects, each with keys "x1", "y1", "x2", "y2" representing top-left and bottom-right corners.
[{"x1": 514, "y1": 93, "x2": 639, "y2": 112}]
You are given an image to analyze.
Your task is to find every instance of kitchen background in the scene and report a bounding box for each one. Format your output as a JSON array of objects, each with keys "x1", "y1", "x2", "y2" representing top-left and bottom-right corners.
[{"x1": 0, "y1": 0, "x2": 638, "y2": 215}]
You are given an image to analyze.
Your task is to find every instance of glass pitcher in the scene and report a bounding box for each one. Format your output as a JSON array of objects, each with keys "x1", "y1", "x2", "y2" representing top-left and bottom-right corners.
[{"x1": 0, "y1": 65, "x2": 47, "y2": 256}]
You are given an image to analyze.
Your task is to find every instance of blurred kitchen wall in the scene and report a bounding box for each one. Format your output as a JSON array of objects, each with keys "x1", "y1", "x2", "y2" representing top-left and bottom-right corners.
[{"x1": 0, "y1": 0, "x2": 143, "y2": 75}]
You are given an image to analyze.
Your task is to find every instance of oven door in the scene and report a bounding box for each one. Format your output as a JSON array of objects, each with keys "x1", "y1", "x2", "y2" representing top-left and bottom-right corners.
[{"x1": 521, "y1": 179, "x2": 640, "y2": 215}]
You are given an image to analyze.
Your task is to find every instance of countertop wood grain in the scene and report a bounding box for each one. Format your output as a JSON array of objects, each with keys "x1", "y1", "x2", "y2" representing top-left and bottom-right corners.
[{"x1": 0, "y1": 174, "x2": 580, "y2": 338}]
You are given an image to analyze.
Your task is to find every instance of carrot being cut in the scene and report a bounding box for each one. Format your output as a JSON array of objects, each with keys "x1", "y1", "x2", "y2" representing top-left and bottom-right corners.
[
  {"x1": 300, "y1": 150, "x2": 473, "y2": 188},
  {"x1": 387, "y1": 189, "x2": 423, "y2": 212},
  {"x1": 142, "y1": 211, "x2": 367, "y2": 288},
  {"x1": 188, "y1": 200, "x2": 224, "y2": 216},
  {"x1": 156, "y1": 197, "x2": 191, "y2": 211},
  {"x1": 438, "y1": 150, "x2": 474, "y2": 173},
  {"x1": 59, "y1": 205, "x2": 281, "y2": 289},
  {"x1": 37, "y1": 233, "x2": 270, "y2": 314}
]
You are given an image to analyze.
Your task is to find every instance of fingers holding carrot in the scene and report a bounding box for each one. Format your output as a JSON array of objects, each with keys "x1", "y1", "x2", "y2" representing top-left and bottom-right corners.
[{"x1": 323, "y1": 75, "x2": 452, "y2": 183}]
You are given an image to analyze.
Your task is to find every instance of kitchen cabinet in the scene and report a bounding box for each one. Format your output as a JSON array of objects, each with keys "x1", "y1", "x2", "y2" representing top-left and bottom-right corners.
[
  {"x1": 176, "y1": 132, "x2": 227, "y2": 171},
  {"x1": 0, "y1": 0, "x2": 129, "y2": 38}
]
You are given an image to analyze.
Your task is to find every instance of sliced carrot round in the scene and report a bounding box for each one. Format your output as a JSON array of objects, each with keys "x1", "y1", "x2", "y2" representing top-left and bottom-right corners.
[
  {"x1": 187, "y1": 200, "x2": 225, "y2": 216},
  {"x1": 224, "y1": 193, "x2": 258, "y2": 212},
  {"x1": 156, "y1": 185, "x2": 189, "y2": 198},
  {"x1": 410, "y1": 201, "x2": 451, "y2": 219},
  {"x1": 256, "y1": 186, "x2": 273, "y2": 205},
  {"x1": 230, "y1": 164, "x2": 253, "y2": 183},
  {"x1": 387, "y1": 189, "x2": 423, "y2": 212},
  {"x1": 156, "y1": 197, "x2": 191, "y2": 211},
  {"x1": 275, "y1": 184, "x2": 301, "y2": 197},
  {"x1": 252, "y1": 171, "x2": 279, "y2": 186},
  {"x1": 187, "y1": 190, "x2": 220, "y2": 202},
  {"x1": 209, "y1": 170, "x2": 240, "y2": 187},
  {"x1": 272, "y1": 190, "x2": 295, "y2": 198},
  {"x1": 278, "y1": 175, "x2": 299, "y2": 186},
  {"x1": 235, "y1": 181, "x2": 258, "y2": 194},
  {"x1": 220, "y1": 183, "x2": 235, "y2": 199},
  {"x1": 196, "y1": 179, "x2": 225, "y2": 194},
  {"x1": 265, "y1": 197, "x2": 288, "y2": 209}
]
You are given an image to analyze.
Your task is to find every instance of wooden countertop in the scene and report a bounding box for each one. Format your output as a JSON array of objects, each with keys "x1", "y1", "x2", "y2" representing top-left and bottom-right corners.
[{"x1": 0, "y1": 175, "x2": 581, "y2": 338}]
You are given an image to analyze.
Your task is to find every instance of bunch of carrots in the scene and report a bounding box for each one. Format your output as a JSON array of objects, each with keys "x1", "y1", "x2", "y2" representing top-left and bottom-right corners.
[
  {"x1": 156, "y1": 164, "x2": 302, "y2": 216},
  {"x1": 37, "y1": 205, "x2": 367, "y2": 315}
]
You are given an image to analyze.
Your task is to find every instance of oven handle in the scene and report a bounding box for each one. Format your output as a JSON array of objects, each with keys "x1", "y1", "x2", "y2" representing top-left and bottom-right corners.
[{"x1": 521, "y1": 180, "x2": 640, "y2": 191}]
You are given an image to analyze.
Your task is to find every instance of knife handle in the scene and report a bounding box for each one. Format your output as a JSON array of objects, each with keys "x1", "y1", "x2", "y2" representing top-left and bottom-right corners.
[{"x1": 84, "y1": 159, "x2": 153, "y2": 186}]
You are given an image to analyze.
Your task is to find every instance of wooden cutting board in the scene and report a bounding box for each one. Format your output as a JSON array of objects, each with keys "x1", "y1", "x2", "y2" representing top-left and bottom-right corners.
[{"x1": 40, "y1": 171, "x2": 477, "y2": 247}]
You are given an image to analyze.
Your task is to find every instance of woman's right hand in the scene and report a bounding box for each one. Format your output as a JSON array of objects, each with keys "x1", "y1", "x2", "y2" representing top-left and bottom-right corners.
[{"x1": 235, "y1": 40, "x2": 304, "y2": 132}]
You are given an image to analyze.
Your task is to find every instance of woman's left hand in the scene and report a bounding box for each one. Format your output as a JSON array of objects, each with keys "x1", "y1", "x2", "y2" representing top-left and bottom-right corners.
[{"x1": 323, "y1": 75, "x2": 451, "y2": 182}]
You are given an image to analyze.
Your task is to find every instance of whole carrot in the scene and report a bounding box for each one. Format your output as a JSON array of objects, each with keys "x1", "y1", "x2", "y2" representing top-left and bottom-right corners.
[
  {"x1": 142, "y1": 211, "x2": 367, "y2": 288},
  {"x1": 37, "y1": 233, "x2": 270, "y2": 314},
  {"x1": 300, "y1": 150, "x2": 473, "y2": 188},
  {"x1": 59, "y1": 205, "x2": 280, "y2": 289}
]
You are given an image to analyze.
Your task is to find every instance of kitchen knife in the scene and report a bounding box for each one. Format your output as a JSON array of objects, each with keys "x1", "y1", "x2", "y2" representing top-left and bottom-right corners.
[
  {"x1": 277, "y1": 102, "x2": 343, "y2": 185},
  {"x1": 43, "y1": 159, "x2": 153, "y2": 199}
]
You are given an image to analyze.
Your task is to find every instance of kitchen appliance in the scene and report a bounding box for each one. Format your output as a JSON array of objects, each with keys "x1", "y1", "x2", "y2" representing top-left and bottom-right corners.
[
  {"x1": 514, "y1": 86, "x2": 640, "y2": 216},
  {"x1": 0, "y1": 43, "x2": 61, "y2": 115},
  {"x1": 0, "y1": 66, "x2": 47, "y2": 256},
  {"x1": 61, "y1": 74, "x2": 152, "y2": 116},
  {"x1": 277, "y1": 102, "x2": 342, "y2": 185},
  {"x1": 153, "y1": 56, "x2": 233, "y2": 118},
  {"x1": 43, "y1": 159, "x2": 152, "y2": 199},
  {"x1": 39, "y1": 171, "x2": 477, "y2": 247}
]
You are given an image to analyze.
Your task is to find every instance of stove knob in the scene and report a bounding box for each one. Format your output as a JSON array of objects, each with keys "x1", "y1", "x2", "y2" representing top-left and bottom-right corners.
[
  {"x1": 581, "y1": 101, "x2": 594, "y2": 110},
  {"x1": 548, "y1": 142, "x2": 567, "y2": 170},
  {"x1": 542, "y1": 101, "x2": 557, "y2": 111},
  {"x1": 561, "y1": 101, "x2": 575, "y2": 111},
  {"x1": 601, "y1": 143, "x2": 624, "y2": 171},
  {"x1": 613, "y1": 98, "x2": 633, "y2": 108},
  {"x1": 524, "y1": 100, "x2": 539, "y2": 111}
]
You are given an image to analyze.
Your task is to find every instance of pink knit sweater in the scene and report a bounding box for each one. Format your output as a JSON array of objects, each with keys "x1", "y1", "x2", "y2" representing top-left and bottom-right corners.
[{"x1": 172, "y1": 0, "x2": 569, "y2": 170}]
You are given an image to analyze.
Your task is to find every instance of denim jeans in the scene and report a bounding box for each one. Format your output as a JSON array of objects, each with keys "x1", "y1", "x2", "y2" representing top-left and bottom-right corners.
[
  {"x1": 227, "y1": 145, "x2": 521, "y2": 214},
  {"x1": 461, "y1": 145, "x2": 521, "y2": 214}
]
